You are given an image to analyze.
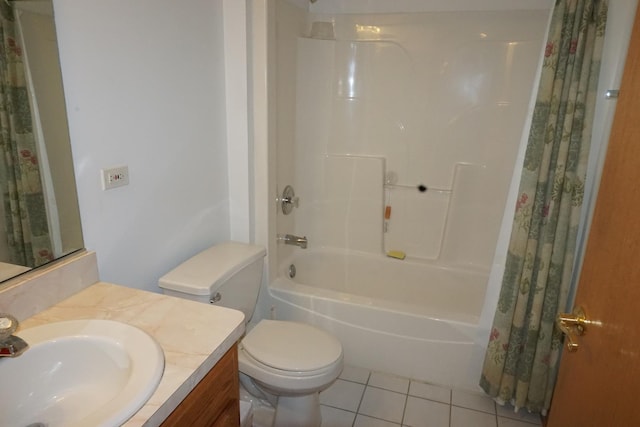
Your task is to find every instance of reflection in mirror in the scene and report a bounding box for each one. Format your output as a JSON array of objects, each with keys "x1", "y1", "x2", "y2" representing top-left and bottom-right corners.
[{"x1": 0, "y1": 0, "x2": 83, "y2": 282}]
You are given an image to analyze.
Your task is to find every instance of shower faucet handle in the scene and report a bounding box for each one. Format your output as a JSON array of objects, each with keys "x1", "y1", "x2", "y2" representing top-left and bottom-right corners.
[
  {"x1": 0, "y1": 314, "x2": 18, "y2": 340},
  {"x1": 281, "y1": 185, "x2": 299, "y2": 215},
  {"x1": 284, "y1": 195, "x2": 299, "y2": 207}
]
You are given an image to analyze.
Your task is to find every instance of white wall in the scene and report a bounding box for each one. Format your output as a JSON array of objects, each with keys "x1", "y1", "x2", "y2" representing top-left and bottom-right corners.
[
  {"x1": 224, "y1": 0, "x2": 251, "y2": 242},
  {"x1": 52, "y1": 0, "x2": 231, "y2": 292},
  {"x1": 274, "y1": 0, "x2": 308, "y2": 273}
]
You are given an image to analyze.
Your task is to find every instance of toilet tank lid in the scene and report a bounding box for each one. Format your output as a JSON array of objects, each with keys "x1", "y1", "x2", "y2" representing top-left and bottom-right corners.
[{"x1": 158, "y1": 241, "x2": 266, "y2": 296}]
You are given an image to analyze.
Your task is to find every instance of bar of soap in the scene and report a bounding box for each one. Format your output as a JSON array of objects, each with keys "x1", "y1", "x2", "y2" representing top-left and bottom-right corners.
[{"x1": 386, "y1": 250, "x2": 406, "y2": 260}]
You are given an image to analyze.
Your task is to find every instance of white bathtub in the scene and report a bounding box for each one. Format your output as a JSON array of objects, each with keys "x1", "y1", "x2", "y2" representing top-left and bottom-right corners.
[{"x1": 267, "y1": 248, "x2": 488, "y2": 392}]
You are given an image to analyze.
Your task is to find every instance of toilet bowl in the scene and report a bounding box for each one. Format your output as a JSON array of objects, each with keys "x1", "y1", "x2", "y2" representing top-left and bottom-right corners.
[
  {"x1": 239, "y1": 320, "x2": 342, "y2": 426},
  {"x1": 158, "y1": 241, "x2": 344, "y2": 427}
]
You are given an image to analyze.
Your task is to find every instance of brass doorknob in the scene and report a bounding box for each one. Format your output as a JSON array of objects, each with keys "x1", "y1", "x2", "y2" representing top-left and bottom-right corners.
[{"x1": 556, "y1": 306, "x2": 592, "y2": 352}]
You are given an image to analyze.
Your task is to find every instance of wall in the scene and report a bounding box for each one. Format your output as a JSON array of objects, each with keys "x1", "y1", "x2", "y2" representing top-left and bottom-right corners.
[
  {"x1": 274, "y1": 0, "x2": 308, "y2": 270},
  {"x1": 52, "y1": 0, "x2": 230, "y2": 292}
]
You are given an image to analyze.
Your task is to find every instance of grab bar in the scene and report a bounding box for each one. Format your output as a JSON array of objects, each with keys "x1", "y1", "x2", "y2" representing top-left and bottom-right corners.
[{"x1": 383, "y1": 183, "x2": 452, "y2": 194}]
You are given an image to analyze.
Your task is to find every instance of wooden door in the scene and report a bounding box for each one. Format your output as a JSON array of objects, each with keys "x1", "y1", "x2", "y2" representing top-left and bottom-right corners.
[{"x1": 547, "y1": 6, "x2": 640, "y2": 426}]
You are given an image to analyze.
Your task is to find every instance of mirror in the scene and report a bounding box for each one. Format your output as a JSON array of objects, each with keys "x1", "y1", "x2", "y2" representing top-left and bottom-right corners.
[{"x1": 0, "y1": 0, "x2": 83, "y2": 282}]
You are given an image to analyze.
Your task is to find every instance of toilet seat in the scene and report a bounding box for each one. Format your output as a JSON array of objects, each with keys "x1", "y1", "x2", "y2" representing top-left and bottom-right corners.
[
  {"x1": 238, "y1": 320, "x2": 343, "y2": 394},
  {"x1": 241, "y1": 320, "x2": 342, "y2": 374}
]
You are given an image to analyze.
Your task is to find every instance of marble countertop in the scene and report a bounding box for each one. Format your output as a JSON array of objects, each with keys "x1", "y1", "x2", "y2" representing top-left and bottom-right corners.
[{"x1": 19, "y1": 281, "x2": 246, "y2": 426}]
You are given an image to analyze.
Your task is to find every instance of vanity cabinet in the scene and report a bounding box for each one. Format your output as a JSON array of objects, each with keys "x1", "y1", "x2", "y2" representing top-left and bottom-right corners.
[{"x1": 161, "y1": 345, "x2": 240, "y2": 427}]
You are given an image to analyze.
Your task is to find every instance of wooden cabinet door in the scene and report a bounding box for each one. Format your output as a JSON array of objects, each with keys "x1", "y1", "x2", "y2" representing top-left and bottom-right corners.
[{"x1": 161, "y1": 345, "x2": 240, "y2": 427}]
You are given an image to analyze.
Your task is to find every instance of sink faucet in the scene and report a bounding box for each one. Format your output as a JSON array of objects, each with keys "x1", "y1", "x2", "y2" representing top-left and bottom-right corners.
[
  {"x1": 0, "y1": 314, "x2": 28, "y2": 357},
  {"x1": 279, "y1": 234, "x2": 308, "y2": 249}
]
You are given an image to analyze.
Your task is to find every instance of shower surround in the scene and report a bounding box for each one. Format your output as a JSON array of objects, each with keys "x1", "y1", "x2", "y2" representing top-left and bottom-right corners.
[{"x1": 269, "y1": 0, "x2": 551, "y2": 391}]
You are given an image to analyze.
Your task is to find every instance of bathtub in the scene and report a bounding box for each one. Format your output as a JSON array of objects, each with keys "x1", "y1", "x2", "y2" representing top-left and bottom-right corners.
[{"x1": 267, "y1": 248, "x2": 489, "y2": 392}]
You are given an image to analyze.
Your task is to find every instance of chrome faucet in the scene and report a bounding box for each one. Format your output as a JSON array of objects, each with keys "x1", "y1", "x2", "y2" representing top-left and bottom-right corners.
[
  {"x1": 279, "y1": 234, "x2": 308, "y2": 249},
  {"x1": 0, "y1": 314, "x2": 28, "y2": 357}
]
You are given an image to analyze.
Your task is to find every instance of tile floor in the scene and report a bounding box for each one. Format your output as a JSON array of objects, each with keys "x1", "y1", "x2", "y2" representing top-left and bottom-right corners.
[{"x1": 319, "y1": 366, "x2": 543, "y2": 427}]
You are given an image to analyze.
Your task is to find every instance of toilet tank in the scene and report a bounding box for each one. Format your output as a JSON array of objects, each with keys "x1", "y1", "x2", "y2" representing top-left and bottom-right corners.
[{"x1": 158, "y1": 241, "x2": 266, "y2": 322}]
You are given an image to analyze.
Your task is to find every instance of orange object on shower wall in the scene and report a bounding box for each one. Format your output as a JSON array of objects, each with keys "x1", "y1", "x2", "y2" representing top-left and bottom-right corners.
[{"x1": 384, "y1": 205, "x2": 392, "y2": 219}]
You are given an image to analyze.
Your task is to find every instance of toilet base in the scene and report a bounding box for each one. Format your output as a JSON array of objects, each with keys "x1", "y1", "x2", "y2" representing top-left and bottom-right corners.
[
  {"x1": 273, "y1": 393, "x2": 321, "y2": 427},
  {"x1": 240, "y1": 373, "x2": 323, "y2": 427}
]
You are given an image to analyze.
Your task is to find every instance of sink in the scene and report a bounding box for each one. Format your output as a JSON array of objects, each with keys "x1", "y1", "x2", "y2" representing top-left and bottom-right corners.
[{"x1": 0, "y1": 319, "x2": 165, "y2": 427}]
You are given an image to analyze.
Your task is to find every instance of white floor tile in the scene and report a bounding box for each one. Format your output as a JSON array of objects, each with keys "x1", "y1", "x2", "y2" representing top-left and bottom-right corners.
[
  {"x1": 340, "y1": 365, "x2": 371, "y2": 384},
  {"x1": 409, "y1": 381, "x2": 451, "y2": 404},
  {"x1": 402, "y1": 396, "x2": 450, "y2": 427},
  {"x1": 450, "y1": 406, "x2": 497, "y2": 427},
  {"x1": 358, "y1": 387, "x2": 407, "y2": 424},
  {"x1": 320, "y1": 405, "x2": 356, "y2": 427},
  {"x1": 369, "y1": 372, "x2": 410, "y2": 394},
  {"x1": 320, "y1": 379, "x2": 366, "y2": 412},
  {"x1": 498, "y1": 416, "x2": 543, "y2": 427},
  {"x1": 324, "y1": 365, "x2": 537, "y2": 427},
  {"x1": 452, "y1": 390, "x2": 496, "y2": 414},
  {"x1": 496, "y1": 404, "x2": 542, "y2": 425},
  {"x1": 354, "y1": 414, "x2": 402, "y2": 427}
]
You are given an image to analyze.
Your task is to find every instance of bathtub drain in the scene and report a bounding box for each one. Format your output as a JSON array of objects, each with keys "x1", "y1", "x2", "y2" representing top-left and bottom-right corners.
[{"x1": 288, "y1": 264, "x2": 296, "y2": 278}]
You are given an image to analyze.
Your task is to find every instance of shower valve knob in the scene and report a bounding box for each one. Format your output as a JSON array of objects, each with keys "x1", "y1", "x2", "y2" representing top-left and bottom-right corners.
[
  {"x1": 284, "y1": 196, "x2": 299, "y2": 207},
  {"x1": 281, "y1": 185, "x2": 299, "y2": 215}
]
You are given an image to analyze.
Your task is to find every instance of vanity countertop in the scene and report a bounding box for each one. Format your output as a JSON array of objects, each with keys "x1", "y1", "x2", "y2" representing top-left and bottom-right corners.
[{"x1": 19, "y1": 281, "x2": 245, "y2": 426}]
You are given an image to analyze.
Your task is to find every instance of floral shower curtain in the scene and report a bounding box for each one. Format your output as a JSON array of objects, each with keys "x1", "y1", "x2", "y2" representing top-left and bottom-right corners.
[
  {"x1": 480, "y1": 0, "x2": 607, "y2": 414},
  {"x1": 0, "y1": 2, "x2": 52, "y2": 267}
]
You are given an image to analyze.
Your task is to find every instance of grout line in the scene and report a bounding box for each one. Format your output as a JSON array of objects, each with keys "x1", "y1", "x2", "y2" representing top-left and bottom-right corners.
[
  {"x1": 357, "y1": 413, "x2": 404, "y2": 426},
  {"x1": 400, "y1": 390, "x2": 409, "y2": 426},
  {"x1": 352, "y1": 379, "x2": 369, "y2": 427},
  {"x1": 339, "y1": 377, "x2": 370, "y2": 386},
  {"x1": 321, "y1": 403, "x2": 357, "y2": 413},
  {"x1": 449, "y1": 390, "x2": 453, "y2": 427},
  {"x1": 450, "y1": 405, "x2": 497, "y2": 416},
  {"x1": 366, "y1": 384, "x2": 412, "y2": 395}
]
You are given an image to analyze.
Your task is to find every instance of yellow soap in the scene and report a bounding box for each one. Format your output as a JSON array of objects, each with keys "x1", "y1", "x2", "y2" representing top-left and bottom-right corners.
[{"x1": 386, "y1": 250, "x2": 406, "y2": 260}]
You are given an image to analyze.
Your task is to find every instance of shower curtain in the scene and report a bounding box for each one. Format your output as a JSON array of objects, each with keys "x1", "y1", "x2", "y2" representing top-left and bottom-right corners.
[
  {"x1": 0, "y1": 2, "x2": 52, "y2": 267},
  {"x1": 480, "y1": 0, "x2": 607, "y2": 414}
]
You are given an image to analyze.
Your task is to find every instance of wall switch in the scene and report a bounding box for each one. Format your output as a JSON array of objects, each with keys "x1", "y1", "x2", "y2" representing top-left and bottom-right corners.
[{"x1": 101, "y1": 165, "x2": 129, "y2": 190}]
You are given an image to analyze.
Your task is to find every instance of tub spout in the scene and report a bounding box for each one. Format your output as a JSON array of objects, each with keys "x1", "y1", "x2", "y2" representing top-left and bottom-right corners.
[{"x1": 279, "y1": 234, "x2": 308, "y2": 249}]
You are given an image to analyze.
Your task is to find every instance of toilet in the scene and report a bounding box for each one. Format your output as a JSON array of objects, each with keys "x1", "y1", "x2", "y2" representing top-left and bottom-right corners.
[{"x1": 158, "y1": 241, "x2": 343, "y2": 427}]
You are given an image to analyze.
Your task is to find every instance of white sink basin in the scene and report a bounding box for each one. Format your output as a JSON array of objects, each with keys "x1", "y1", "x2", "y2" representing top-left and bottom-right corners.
[{"x1": 0, "y1": 319, "x2": 165, "y2": 427}]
